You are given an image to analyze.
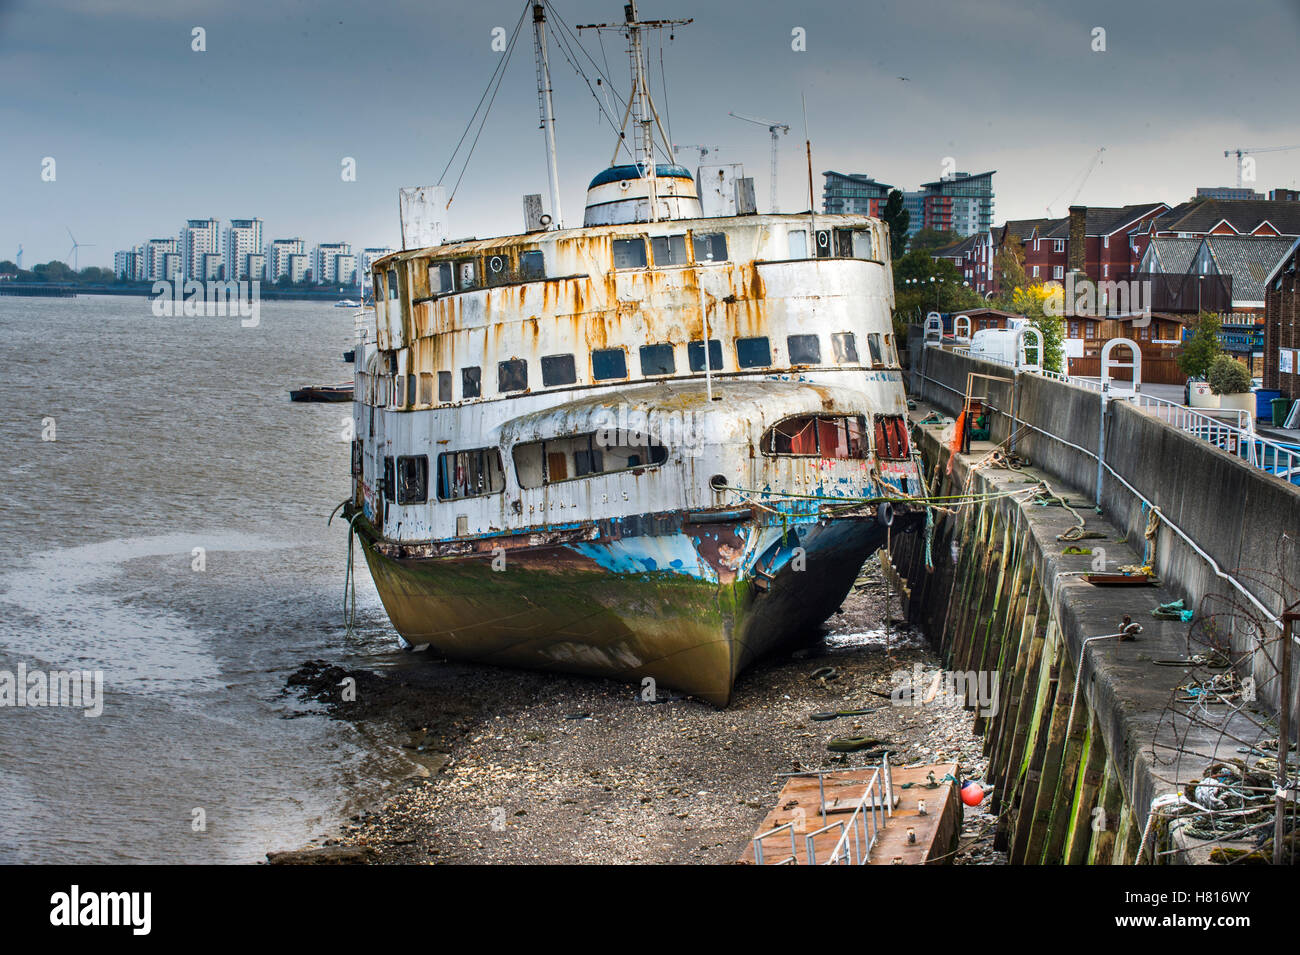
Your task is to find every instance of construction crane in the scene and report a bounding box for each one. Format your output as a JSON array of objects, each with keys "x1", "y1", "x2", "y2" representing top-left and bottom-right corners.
[
  {"x1": 729, "y1": 113, "x2": 789, "y2": 212},
  {"x1": 1224, "y1": 145, "x2": 1300, "y2": 188},
  {"x1": 1046, "y1": 146, "x2": 1105, "y2": 217},
  {"x1": 673, "y1": 144, "x2": 719, "y2": 163}
]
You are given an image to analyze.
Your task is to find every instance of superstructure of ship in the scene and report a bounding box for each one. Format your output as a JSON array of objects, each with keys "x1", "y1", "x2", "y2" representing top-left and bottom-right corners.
[{"x1": 343, "y1": 1, "x2": 923, "y2": 705}]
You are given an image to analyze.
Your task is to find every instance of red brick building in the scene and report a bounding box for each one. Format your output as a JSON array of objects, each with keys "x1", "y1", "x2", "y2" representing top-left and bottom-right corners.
[{"x1": 1263, "y1": 238, "x2": 1300, "y2": 398}]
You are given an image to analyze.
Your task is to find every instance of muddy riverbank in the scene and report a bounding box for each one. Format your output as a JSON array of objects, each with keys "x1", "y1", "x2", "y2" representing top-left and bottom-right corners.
[{"x1": 283, "y1": 561, "x2": 1003, "y2": 864}]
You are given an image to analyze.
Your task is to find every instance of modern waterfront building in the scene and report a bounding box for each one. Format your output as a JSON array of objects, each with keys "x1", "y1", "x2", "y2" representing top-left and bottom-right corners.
[
  {"x1": 821, "y1": 172, "x2": 893, "y2": 217},
  {"x1": 224, "y1": 218, "x2": 265, "y2": 280},
  {"x1": 313, "y1": 242, "x2": 352, "y2": 285},
  {"x1": 144, "y1": 237, "x2": 178, "y2": 281},
  {"x1": 180, "y1": 218, "x2": 221, "y2": 280},
  {"x1": 268, "y1": 238, "x2": 305, "y2": 282}
]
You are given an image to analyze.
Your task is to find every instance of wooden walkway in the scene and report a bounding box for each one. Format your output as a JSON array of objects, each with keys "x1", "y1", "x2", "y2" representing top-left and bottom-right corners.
[{"x1": 739, "y1": 763, "x2": 962, "y2": 865}]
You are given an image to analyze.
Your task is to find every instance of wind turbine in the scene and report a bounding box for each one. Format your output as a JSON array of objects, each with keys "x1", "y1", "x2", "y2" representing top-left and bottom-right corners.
[{"x1": 66, "y1": 228, "x2": 95, "y2": 272}]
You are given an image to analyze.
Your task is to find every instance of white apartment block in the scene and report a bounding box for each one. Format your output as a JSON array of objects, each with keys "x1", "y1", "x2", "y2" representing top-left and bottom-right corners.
[
  {"x1": 287, "y1": 253, "x2": 311, "y2": 284},
  {"x1": 145, "y1": 238, "x2": 178, "y2": 281},
  {"x1": 180, "y1": 218, "x2": 220, "y2": 280},
  {"x1": 224, "y1": 218, "x2": 264, "y2": 280},
  {"x1": 267, "y1": 238, "x2": 305, "y2": 282},
  {"x1": 313, "y1": 242, "x2": 351, "y2": 284}
]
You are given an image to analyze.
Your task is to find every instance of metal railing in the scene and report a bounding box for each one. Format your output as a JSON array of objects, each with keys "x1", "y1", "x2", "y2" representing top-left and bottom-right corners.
[
  {"x1": 925, "y1": 341, "x2": 1300, "y2": 487},
  {"x1": 1133, "y1": 393, "x2": 1300, "y2": 485},
  {"x1": 752, "y1": 756, "x2": 893, "y2": 865}
]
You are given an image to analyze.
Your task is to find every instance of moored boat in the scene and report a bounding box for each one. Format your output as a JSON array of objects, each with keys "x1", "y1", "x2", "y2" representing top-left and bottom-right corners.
[{"x1": 343, "y1": 1, "x2": 923, "y2": 704}]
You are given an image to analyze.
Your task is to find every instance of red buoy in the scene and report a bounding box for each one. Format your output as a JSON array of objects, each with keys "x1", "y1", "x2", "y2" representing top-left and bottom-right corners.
[{"x1": 960, "y1": 780, "x2": 985, "y2": 806}]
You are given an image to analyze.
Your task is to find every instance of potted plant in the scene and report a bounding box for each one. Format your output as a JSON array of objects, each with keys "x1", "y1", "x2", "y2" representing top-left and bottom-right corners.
[{"x1": 1208, "y1": 354, "x2": 1255, "y2": 415}]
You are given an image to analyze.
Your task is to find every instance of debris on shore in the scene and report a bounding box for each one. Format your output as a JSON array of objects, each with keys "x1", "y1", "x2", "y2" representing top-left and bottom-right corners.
[{"x1": 283, "y1": 562, "x2": 1003, "y2": 864}]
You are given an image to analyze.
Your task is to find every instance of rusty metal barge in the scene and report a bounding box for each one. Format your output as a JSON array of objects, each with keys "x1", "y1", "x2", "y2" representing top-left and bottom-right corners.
[{"x1": 343, "y1": 2, "x2": 921, "y2": 705}]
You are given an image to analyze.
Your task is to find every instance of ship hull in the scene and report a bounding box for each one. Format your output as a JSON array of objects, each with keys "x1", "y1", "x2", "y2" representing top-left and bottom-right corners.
[{"x1": 354, "y1": 512, "x2": 890, "y2": 706}]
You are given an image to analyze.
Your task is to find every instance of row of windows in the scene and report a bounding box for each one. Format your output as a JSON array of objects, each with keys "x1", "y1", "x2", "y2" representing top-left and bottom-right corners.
[
  {"x1": 377, "y1": 226, "x2": 880, "y2": 303},
  {"x1": 368, "y1": 413, "x2": 911, "y2": 505},
  {"x1": 362, "y1": 332, "x2": 895, "y2": 407}
]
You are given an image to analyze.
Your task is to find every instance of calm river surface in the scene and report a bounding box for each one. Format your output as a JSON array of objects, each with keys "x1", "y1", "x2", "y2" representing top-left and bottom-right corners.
[{"x1": 0, "y1": 294, "x2": 408, "y2": 863}]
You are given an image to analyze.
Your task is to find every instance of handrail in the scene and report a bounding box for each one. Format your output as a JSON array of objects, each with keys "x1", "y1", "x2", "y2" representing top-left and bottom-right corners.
[{"x1": 753, "y1": 756, "x2": 893, "y2": 865}]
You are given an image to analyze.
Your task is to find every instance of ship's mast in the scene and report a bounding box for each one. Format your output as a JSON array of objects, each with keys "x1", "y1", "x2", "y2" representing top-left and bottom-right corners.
[
  {"x1": 579, "y1": 3, "x2": 692, "y2": 223},
  {"x1": 532, "y1": 2, "x2": 563, "y2": 229}
]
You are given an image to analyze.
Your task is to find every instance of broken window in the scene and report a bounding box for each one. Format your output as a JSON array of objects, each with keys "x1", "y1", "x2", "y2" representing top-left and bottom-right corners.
[
  {"x1": 688, "y1": 339, "x2": 723, "y2": 372},
  {"x1": 428, "y1": 261, "x2": 453, "y2": 295},
  {"x1": 513, "y1": 431, "x2": 668, "y2": 488},
  {"x1": 382, "y1": 456, "x2": 395, "y2": 501},
  {"x1": 852, "y1": 230, "x2": 874, "y2": 259},
  {"x1": 787, "y1": 334, "x2": 822, "y2": 364},
  {"x1": 397, "y1": 455, "x2": 429, "y2": 505},
  {"x1": 612, "y1": 238, "x2": 647, "y2": 270},
  {"x1": 541, "y1": 354, "x2": 577, "y2": 387},
  {"x1": 455, "y1": 258, "x2": 479, "y2": 291},
  {"x1": 436, "y1": 448, "x2": 505, "y2": 501},
  {"x1": 419, "y1": 372, "x2": 434, "y2": 404},
  {"x1": 874, "y1": 415, "x2": 911, "y2": 460},
  {"x1": 639, "y1": 343, "x2": 676, "y2": 376},
  {"x1": 592, "y1": 348, "x2": 628, "y2": 380},
  {"x1": 438, "y1": 371, "x2": 452, "y2": 402},
  {"x1": 498, "y1": 358, "x2": 528, "y2": 393},
  {"x1": 519, "y1": 250, "x2": 545, "y2": 281},
  {"x1": 351, "y1": 438, "x2": 362, "y2": 477},
  {"x1": 736, "y1": 336, "x2": 771, "y2": 368},
  {"x1": 461, "y1": 366, "x2": 482, "y2": 399},
  {"x1": 832, "y1": 332, "x2": 859, "y2": 364},
  {"x1": 867, "y1": 333, "x2": 885, "y2": 365},
  {"x1": 762, "y1": 415, "x2": 868, "y2": 459},
  {"x1": 833, "y1": 229, "x2": 854, "y2": 257},
  {"x1": 387, "y1": 269, "x2": 400, "y2": 299},
  {"x1": 692, "y1": 232, "x2": 728, "y2": 263},
  {"x1": 651, "y1": 234, "x2": 688, "y2": 267}
]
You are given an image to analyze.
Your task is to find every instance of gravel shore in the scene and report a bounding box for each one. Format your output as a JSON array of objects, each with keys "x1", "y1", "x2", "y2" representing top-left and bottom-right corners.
[{"x1": 284, "y1": 561, "x2": 1003, "y2": 864}]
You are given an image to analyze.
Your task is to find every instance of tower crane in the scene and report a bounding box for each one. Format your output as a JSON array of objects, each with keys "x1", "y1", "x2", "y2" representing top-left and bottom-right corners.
[
  {"x1": 1046, "y1": 146, "x2": 1105, "y2": 217},
  {"x1": 673, "y1": 144, "x2": 720, "y2": 163},
  {"x1": 729, "y1": 113, "x2": 789, "y2": 212},
  {"x1": 1224, "y1": 145, "x2": 1300, "y2": 189}
]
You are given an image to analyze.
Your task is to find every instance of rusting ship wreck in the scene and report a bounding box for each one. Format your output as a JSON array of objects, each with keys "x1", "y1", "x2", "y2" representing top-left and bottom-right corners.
[{"x1": 345, "y1": 2, "x2": 921, "y2": 704}]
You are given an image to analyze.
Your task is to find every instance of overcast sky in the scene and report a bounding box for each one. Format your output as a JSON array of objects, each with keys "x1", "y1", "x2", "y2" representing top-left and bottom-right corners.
[{"x1": 2, "y1": 0, "x2": 1299, "y2": 269}]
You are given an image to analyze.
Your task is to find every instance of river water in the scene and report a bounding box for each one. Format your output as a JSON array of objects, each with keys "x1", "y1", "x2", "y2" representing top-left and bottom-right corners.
[{"x1": 0, "y1": 294, "x2": 407, "y2": 863}]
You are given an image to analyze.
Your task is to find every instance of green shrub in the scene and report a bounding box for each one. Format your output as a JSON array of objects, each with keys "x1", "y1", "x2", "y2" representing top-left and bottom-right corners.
[{"x1": 1207, "y1": 354, "x2": 1252, "y2": 395}]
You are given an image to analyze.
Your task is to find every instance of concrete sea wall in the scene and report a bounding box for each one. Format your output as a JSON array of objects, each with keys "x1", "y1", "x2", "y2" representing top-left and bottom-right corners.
[{"x1": 896, "y1": 340, "x2": 1300, "y2": 863}]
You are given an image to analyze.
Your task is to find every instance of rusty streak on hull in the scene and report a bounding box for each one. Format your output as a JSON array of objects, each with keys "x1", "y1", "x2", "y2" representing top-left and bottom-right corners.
[{"x1": 353, "y1": 509, "x2": 891, "y2": 706}]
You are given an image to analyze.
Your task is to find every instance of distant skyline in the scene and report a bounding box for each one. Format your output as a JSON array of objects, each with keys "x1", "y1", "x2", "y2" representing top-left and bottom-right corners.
[{"x1": 2, "y1": 0, "x2": 1299, "y2": 269}]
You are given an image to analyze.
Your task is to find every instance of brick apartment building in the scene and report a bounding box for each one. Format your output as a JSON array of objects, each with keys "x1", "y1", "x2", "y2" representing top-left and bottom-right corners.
[{"x1": 1264, "y1": 238, "x2": 1300, "y2": 398}]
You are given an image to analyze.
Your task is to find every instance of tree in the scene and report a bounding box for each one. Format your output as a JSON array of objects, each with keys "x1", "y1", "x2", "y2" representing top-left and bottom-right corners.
[
  {"x1": 892, "y1": 250, "x2": 983, "y2": 323},
  {"x1": 1012, "y1": 284, "x2": 1064, "y2": 374},
  {"x1": 992, "y1": 244, "x2": 1029, "y2": 308},
  {"x1": 882, "y1": 189, "x2": 910, "y2": 260},
  {"x1": 1177, "y1": 311, "x2": 1223, "y2": 379},
  {"x1": 1207, "y1": 354, "x2": 1252, "y2": 395},
  {"x1": 908, "y1": 228, "x2": 963, "y2": 255}
]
